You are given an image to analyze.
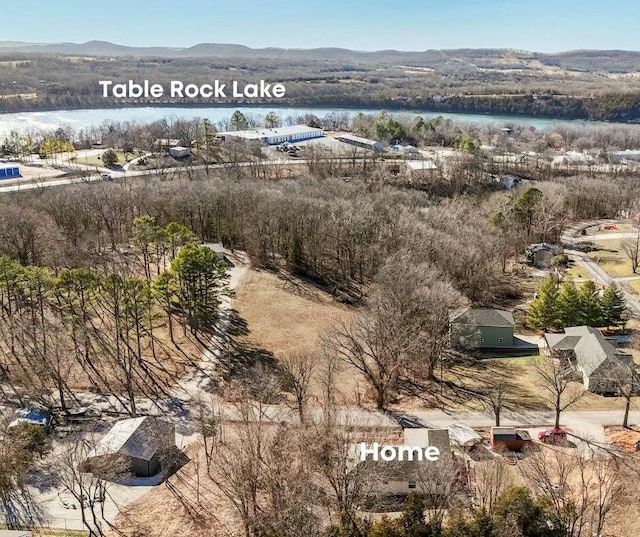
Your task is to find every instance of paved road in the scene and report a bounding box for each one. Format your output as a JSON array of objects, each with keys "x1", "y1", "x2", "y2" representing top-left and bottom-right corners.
[
  {"x1": 0, "y1": 159, "x2": 307, "y2": 193},
  {"x1": 0, "y1": 156, "x2": 416, "y2": 194}
]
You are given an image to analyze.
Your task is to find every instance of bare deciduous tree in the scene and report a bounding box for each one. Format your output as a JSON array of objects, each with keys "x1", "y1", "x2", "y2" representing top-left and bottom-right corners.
[
  {"x1": 474, "y1": 458, "x2": 515, "y2": 512},
  {"x1": 280, "y1": 351, "x2": 316, "y2": 423},
  {"x1": 521, "y1": 447, "x2": 621, "y2": 537},
  {"x1": 534, "y1": 356, "x2": 585, "y2": 429},
  {"x1": 623, "y1": 233, "x2": 640, "y2": 274}
]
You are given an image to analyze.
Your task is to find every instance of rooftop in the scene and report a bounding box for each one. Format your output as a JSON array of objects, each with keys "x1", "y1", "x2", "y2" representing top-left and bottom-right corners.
[
  {"x1": 219, "y1": 124, "x2": 322, "y2": 140},
  {"x1": 336, "y1": 133, "x2": 381, "y2": 146},
  {"x1": 452, "y1": 307, "x2": 515, "y2": 328},
  {"x1": 406, "y1": 160, "x2": 437, "y2": 171},
  {"x1": 547, "y1": 326, "x2": 632, "y2": 377},
  {"x1": 88, "y1": 416, "x2": 173, "y2": 461}
]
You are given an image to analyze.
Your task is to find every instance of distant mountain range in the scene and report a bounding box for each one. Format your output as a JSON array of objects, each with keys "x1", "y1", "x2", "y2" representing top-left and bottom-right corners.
[{"x1": 1, "y1": 40, "x2": 640, "y2": 72}]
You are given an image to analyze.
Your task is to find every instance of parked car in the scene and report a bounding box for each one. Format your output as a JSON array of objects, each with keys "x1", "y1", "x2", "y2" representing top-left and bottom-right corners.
[{"x1": 538, "y1": 428, "x2": 567, "y2": 444}]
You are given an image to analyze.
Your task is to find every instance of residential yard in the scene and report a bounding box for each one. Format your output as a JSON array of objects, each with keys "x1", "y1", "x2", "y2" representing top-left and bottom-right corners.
[
  {"x1": 444, "y1": 355, "x2": 548, "y2": 412},
  {"x1": 583, "y1": 222, "x2": 636, "y2": 236},
  {"x1": 586, "y1": 239, "x2": 635, "y2": 278},
  {"x1": 562, "y1": 256, "x2": 593, "y2": 281},
  {"x1": 74, "y1": 150, "x2": 135, "y2": 168},
  {"x1": 447, "y1": 352, "x2": 640, "y2": 413},
  {"x1": 628, "y1": 279, "x2": 640, "y2": 295}
]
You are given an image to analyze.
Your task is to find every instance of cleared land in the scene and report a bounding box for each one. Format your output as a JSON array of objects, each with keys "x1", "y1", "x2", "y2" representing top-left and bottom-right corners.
[
  {"x1": 232, "y1": 268, "x2": 359, "y2": 404},
  {"x1": 586, "y1": 239, "x2": 637, "y2": 278},
  {"x1": 76, "y1": 150, "x2": 135, "y2": 168}
]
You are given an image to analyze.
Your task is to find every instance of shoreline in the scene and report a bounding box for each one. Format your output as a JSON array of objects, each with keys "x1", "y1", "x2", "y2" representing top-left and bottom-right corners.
[{"x1": 0, "y1": 101, "x2": 627, "y2": 126}]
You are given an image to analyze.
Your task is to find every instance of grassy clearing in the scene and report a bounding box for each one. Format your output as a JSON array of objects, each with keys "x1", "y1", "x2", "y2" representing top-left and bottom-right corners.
[
  {"x1": 232, "y1": 268, "x2": 359, "y2": 403},
  {"x1": 77, "y1": 150, "x2": 134, "y2": 168},
  {"x1": 628, "y1": 280, "x2": 640, "y2": 295},
  {"x1": 584, "y1": 223, "x2": 636, "y2": 236},
  {"x1": 586, "y1": 239, "x2": 635, "y2": 278}
]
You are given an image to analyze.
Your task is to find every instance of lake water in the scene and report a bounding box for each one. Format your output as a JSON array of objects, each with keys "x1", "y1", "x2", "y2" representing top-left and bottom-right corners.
[{"x1": 0, "y1": 105, "x2": 606, "y2": 137}]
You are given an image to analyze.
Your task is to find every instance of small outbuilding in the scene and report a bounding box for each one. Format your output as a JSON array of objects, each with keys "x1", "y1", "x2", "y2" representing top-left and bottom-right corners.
[
  {"x1": 406, "y1": 160, "x2": 438, "y2": 179},
  {"x1": 84, "y1": 417, "x2": 175, "y2": 479},
  {"x1": 490, "y1": 426, "x2": 531, "y2": 451},
  {"x1": 202, "y1": 242, "x2": 226, "y2": 261},
  {"x1": 336, "y1": 134, "x2": 382, "y2": 151},
  {"x1": 169, "y1": 146, "x2": 190, "y2": 158}
]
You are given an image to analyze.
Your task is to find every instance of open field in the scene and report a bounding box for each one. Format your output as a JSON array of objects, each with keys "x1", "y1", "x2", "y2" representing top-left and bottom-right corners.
[
  {"x1": 75, "y1": 150, "x2": 134, "y2": 168},
  {"x1": 586, "y1": 239, "x2": 636, "y2": 278},
  {"x1": 583, "y1": 222, "x2": 637, "y2": 236},
  {"x1": 232, "y1": 268, "x2": 359, "y2": 404}
]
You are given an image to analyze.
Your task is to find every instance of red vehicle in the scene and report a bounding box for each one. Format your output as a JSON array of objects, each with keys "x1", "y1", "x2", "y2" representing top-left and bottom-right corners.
[{"x1": 538, "y1": 428, "x2": 567, "y2": 444}]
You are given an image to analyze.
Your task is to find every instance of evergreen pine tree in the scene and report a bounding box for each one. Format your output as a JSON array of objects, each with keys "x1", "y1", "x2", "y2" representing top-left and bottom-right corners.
[
  {"x1": 527, "y1": 276, "x2": 560, "y2": 331},
  {"x1": 579, "y1": 280, "x2": 603, "y2": 327},
  {"x1": 557, "y1": 282, "x2": 581, "y2": 327},
  {"x1": 601, "y1": 283, "x2": 627, "y2": 327}
]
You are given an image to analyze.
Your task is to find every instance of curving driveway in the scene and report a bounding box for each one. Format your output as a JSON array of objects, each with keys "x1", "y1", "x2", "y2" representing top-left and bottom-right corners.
[{"x1": 562, "y1": 220, "x2": 640, "y2": 317}]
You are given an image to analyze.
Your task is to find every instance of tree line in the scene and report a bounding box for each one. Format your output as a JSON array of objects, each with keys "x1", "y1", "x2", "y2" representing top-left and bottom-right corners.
[
  {"x1": 0, "y1": 217, "x2": 229, "y2": 416},
  {"x1": 527, "y1": 277, "x2": 628, "y2": 331}
]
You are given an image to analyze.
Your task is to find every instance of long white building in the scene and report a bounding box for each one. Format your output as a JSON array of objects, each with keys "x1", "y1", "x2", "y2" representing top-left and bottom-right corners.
[{"x1": 218, "y1": 124, "x2": 323, "y2": 145}]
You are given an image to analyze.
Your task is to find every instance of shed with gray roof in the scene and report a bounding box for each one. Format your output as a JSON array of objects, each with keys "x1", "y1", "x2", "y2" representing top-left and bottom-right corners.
[{"x1": 84, "y1": 417, "x2": 175, "y2": 478}]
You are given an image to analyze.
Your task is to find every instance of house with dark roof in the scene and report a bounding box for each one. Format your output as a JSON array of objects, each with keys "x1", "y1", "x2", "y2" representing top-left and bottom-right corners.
[
  {"x1": 450, "y1": 308, "x2": 515, "y2": 350},
  {"x1": 84, "y1": 417, "x2": 175, "y2": 478},
  {"x1": 544, "y1": 326, "x2": 634, "y2": 395}
]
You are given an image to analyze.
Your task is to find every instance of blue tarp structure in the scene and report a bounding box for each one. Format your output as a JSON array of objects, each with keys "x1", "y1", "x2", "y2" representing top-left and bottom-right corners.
[
  {"x1": 0, "y1": 164, "x2": 20, "y2": 179},
  {"x1": 9, "y1": 407, "x2": 51, "y2": 428}
]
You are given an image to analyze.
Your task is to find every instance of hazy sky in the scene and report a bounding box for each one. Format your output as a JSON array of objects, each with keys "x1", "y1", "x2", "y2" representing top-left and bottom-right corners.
[{"x1": 4, "y1": 0, "x2": 639, "y2": 52}]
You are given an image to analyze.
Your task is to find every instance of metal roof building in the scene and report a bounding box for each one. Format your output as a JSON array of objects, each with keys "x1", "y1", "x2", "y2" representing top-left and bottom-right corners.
[
  {"x1": 218, "y1": 124, "x2": 323, "y2": 145},
  {"x1": 336, "y1": 134, "x2": 382, "y2": 151}
]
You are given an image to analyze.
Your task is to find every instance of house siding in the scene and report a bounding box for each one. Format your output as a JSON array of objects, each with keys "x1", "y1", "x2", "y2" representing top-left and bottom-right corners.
[{"x1": 453, "y1": 324, "x2": 514, "y2": 349}]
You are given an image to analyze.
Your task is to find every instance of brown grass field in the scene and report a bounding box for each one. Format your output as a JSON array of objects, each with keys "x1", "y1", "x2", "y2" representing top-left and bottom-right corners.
[{"x1": 232, "y1": 268, "x2": 361, "y2": 404}]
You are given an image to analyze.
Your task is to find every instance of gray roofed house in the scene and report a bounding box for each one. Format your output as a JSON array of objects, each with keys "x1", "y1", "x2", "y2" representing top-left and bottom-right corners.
[
  {"x1": 545, "y1": 326, "x2": 633, "y2": 394},
  {"x1": 84, "y1": 417, "x2": 175, "y2": 478},
  {"x1": 525, "y1": 243, "x2": 563, "y2": 268},
  {"x1": 352, "y1": 428, "x2": 454, "y2": 496},
  {"x1": 450, "y1": 308, "x2": 515, "y2": 349}
]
